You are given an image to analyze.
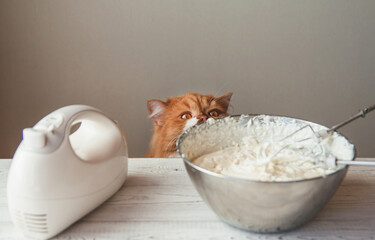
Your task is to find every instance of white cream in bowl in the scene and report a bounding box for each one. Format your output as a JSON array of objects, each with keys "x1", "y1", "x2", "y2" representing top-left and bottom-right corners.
[{"x1": 187, "y1": 115, "x2": 355, "y2": 182}]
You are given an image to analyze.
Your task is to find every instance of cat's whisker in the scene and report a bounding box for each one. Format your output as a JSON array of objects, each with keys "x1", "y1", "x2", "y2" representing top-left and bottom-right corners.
[{"x1": 165, "y1": 135, "x2": 179, "y2": 152}]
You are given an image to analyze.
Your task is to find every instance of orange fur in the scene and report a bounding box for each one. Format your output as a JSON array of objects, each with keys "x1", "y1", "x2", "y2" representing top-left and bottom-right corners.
[{"x1": 146, "y1": 92, "x2": 233, "y2": 158}]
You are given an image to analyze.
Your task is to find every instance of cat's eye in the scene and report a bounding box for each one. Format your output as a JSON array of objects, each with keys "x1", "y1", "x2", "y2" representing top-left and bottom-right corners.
[
  {"x1": 208, "y1": 110, "x2": 220, "y2": 117},
  {"x1": 180, "y1": 112, "x2": 192, "y2": 120}
]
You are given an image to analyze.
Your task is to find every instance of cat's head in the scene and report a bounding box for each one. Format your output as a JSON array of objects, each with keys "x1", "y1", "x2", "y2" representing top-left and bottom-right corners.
[{"x1": 147, "y1": 92, "x2": 233, "y2": 136}]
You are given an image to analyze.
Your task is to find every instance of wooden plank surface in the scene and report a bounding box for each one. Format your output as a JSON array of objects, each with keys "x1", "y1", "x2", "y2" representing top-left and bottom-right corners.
[{"x1": 1, "y1": 158, "x2": 375, "y2": 239}]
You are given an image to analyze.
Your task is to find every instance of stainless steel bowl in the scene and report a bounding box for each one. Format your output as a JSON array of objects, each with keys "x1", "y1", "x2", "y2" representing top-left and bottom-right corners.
[{"x1": 177, "y1": 115, "x2": 356, "y2": 233}]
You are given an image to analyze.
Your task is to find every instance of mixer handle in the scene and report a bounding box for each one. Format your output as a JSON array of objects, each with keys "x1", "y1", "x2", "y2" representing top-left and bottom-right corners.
[
  {"x1": 25, "y1": 105, "x2": 126, "y2": 163},
  {"x1": 66, "y1": 107, "x2": 125, "y2": 163}
]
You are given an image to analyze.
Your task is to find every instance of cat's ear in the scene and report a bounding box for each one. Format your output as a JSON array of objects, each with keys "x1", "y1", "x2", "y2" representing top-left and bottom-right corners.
[
  {"x1": 147, "y1": 100, "x2": 168, "y2": 126},
  {"x1": 215, "y1": 92, "x2": 233, "y2": 112}
]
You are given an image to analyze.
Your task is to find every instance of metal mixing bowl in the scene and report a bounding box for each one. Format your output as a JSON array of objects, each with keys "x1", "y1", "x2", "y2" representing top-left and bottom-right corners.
[{"x1": 177, "y1": 115, "x2": 356, "y2": 233}]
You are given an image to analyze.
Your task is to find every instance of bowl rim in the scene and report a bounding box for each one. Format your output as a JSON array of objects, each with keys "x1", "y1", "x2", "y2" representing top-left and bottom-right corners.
[{"x1": 176, "y1": 114, "x2": 357, "y2": 184}]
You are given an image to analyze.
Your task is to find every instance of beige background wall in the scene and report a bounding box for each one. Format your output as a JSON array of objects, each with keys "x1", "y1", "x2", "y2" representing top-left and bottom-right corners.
[{"x1": 1, "y1": 0, "x2": 374, "y2": 158}]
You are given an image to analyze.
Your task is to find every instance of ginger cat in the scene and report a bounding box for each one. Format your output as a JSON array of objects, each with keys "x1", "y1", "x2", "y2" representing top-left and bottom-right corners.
[{"x1": 146, "y1": 92, "x2": 233, "y2": 158}]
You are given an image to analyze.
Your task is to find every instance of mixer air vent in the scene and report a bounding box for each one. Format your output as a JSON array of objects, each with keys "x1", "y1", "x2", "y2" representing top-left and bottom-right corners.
[{"x1": 12, "y1": 209, "x2": 49, "y2": 234}]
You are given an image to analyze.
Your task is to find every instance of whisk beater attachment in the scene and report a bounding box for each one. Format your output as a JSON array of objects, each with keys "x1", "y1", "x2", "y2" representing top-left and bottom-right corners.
[
  {"x1": 282, "y1": 104, "x2": 375, "y2": 143},
  {"x1": 274, "y1": 104, "x2": 375, "y2": 169}
]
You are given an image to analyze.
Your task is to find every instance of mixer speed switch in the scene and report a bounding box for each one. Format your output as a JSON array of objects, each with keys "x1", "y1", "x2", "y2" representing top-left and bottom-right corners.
[{"x1": 22, "y1": 128, "x2": 46, "y2": 149}]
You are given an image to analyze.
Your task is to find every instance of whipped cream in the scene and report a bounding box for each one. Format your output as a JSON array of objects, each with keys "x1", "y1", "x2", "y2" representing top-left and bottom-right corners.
[{"x1": 184, "y1": 115, "x2": 355, "y2": 182}]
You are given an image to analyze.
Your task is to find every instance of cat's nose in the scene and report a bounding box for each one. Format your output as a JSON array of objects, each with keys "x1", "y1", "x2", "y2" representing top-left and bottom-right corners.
[{"x1": 200, "y1": 116, "x2": 208, "y2": 122}]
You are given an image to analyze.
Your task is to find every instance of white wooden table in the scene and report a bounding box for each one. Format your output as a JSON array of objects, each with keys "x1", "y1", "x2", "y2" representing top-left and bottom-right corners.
[{"x1": 1, "y1": 158, "x2": 375, "y2": 239}]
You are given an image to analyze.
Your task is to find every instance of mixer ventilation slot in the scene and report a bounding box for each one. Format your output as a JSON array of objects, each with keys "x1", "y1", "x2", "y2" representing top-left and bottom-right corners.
[{"x1": 12, "y1": 209, "x2": 48, "y2": 234}]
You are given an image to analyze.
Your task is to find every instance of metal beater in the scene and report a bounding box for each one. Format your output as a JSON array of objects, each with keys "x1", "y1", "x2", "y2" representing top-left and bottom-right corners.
[{"x1": 277, "y1": 104, "x2": 375, "y2": 168}]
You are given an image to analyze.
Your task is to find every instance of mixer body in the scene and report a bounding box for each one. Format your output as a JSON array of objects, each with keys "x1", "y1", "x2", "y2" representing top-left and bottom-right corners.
[{"x1": 7, "y1": 105, "x2": 128, "y2": 239}]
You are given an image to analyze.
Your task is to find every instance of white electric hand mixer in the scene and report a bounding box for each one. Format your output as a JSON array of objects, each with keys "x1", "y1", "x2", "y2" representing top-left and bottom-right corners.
[
  {"x1": 272, "y1": 104, "x2": 375, "y2": 168},
  {"x1": 7, "y1": 105, "x2": 128, "y2": 240}
]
